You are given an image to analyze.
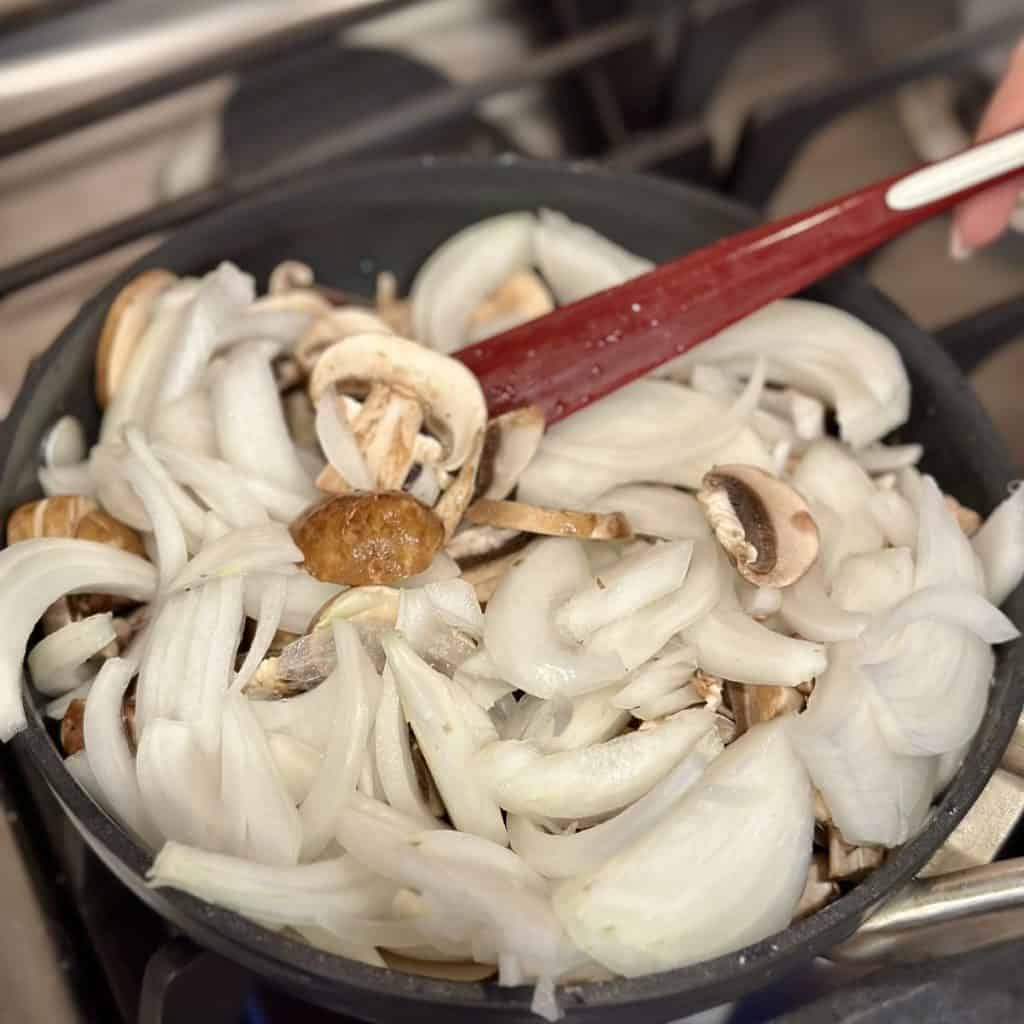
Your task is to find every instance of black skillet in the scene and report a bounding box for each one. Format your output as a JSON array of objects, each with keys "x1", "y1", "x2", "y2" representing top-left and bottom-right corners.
[{"x1": 1, "y1": 158, "x2": 1021, "y2": 1023}]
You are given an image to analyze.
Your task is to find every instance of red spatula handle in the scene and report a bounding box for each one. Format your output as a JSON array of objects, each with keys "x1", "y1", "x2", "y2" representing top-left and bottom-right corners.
[{"x1": 456, "y1": 126, "x2": 1024, "y2": 424}]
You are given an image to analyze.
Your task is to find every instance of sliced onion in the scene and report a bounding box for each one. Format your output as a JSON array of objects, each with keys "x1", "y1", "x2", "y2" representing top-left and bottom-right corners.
[
  {"x1": 215, "y1": 307, "x2": 312, "y2": 350},
  {"x1": 65, "y1": 750, "x2": 104, "y2": 807},
  {"x1": 244, "y1": 569, "x2": 342, "y2": 635},
  {"x1": 613, "y1": 646, "x2": 696, "y2": 710},
  {"x1": 509, "y1": 730, "x2": 721, "y2": 879},
  {"x1": 452, "y1": 649, "x2": 517, "y2": 711},
  {"x1": 150, "y1": 390, "x2": 219, "y2": 459},
  {"x1": 0, "y1": 539, "x2": 156, "y2": 741},
  {"x1": 233, "y1": 575, "x2": 286, "y2": 692},
  {"x1": 520, "y1": 684, "x2": 629, "y2": 754},
  {"x1": 474, "y1": 707, "x2": 716, "y2": 819},
  {"x1": 685, "y1": 606, "x2": 827, "y2": 686},
  {"x1": 384, "y1": 632, "x2": 506, "y2": 844},
  {"x1": 869, "y1": 475, "x2": 920, "y2": 545},
  {"x1": 395, "y1": 552, "x2": 461, "y2": 589},
  {"x1": 973, "y1": 483, "x2": 1024, "y2": 605},
  {"x1": 27, "y1": 613, "x2": 115, "y2": 696},
  {"x1": 315, "y1": 387, "x2": 373, "y2": 490},
  {"x1": 586, "y1": 540, "x2": 722, "y2": 672},
  {"x1": 84, "y1": 657, "x2": 162, "y2": 847},
  {"x1": 779, "y1": 563, "x2": 868, "y2": 642},
  {"x1": 135, "y1": 593, "x2": 187, "y2": 738},
  {"x1": 300, "y1": 621, "x2": 375, "y2": 860},
  {"x1": 169, "y1": 524, "x2": 302, "y2": 592},
  {"x1": 268, "y1": 733, "x2": 323, "y2": 804},
  {"x1": 484, "y1": 538, "x2": 625, "y2": 699},
  {"x1": 915, "y1": 475, "x2": 985, "y2": 593},
  {"x1": 592, "y1": 485, "x2": 710, "y2": 542},
  {"x1": 39, "y1": 461, "x2": 95, "y2": 497},
  {"x1": 533, "y1": 208, "x2": 652, "y2": 305},
  {"x1": 854, "y1": 443, "x2": 923, "y2": 474},
  {"x1": 137, "y1": 719, "x2": 225, "y2": 848},
  {"x1": 46, "y1": 676, "x2": 94, "y2": 719},
  {"x1": 250, "y1": 678, "x2": 335, "y2": 751},
  {"x1": 220, "y1": 688, "x2": 302, "y2": 865},
  {"x1": 209, "y1": 341, "x2": 315, "y2": 496},
  {"x1": 554, "y1": 719, "x2": 812, "y2": 977},
  {"x1": 410, "y1": 212, "x2": 536, "y2": 352},
  {"x1": 830, "y1": 547, "x2": 915, "y2": 614},
  {"x1": 152, "y1": 443, "x2": 269, "y2": 529},
  {"x1": 790, "y1": 642, "x2": 936, "y2": 846},
  {"x1": 157, "y1": 262, "x2": 255, "y2": 404},
  {"x1": 193, "y1": 577, "x2": 244, "y2": 755},
  {"x1": 556, "y1": 541, "x2": 693, "y2": 643}
]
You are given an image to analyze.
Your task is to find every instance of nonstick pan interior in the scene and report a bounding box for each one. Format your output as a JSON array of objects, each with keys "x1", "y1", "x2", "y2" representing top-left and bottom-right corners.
[{"x1": 2, "y1": 158, "x2": 1022, "y2": 1023}]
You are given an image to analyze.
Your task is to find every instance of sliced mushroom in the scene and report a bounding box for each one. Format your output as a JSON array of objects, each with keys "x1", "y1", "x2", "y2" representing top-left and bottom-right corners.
[
  {"x1": 828, "y1": 828, "x2": 884, "y2": 881},
  {"x1": 61, "y1": 698, "x2": 86, "y2": 755},
  {"x1": 793, "y1": 854, "x2": 841, "y2": 920},
  {"x1": 379, "y1": 952, "x2": 497, "y2": 982},
  {"x1": 813, "y1": 789, "x2": 832, "y2": 826},
  {"x1": 273, "y1": 354, "x2": 304, "y2": 393},
  {"x1": 95, "y1": 269, "x2": 177, "y2": 408},
  {"x1": 290, "y1": 491, "x2": 444, "y2": 586},
  {"x1": 475, "y1": 405, "x2": 546, "y2": 501},
  {"x1": 465, "y1": 498, "x2": 632, "y2": 541},
  {"x1": 944, "y1": 493, "x2": 982, "y2": 537},
  {"x1": 726, "y1": 680, "x2": 804, "y2": 736},
  {"x1": 7, "y1": 495, "x2": 145, "y2": 557},
  {"x1": 309, "y1": 333, "x2": 487, "y2": 473},
  {"x1": 310, "y1": 586, "x2": 401, "y2": 632},
  {"x1": 434, "y1": 429, "x2": 484, "y2": 540},
  {"x1": 352, "y1": 382, "x2": 424, "y2": 490},
  {"x1": 294, "y1": 308, "x2": 394, "y2": 377},
  {"x1": 466, "y1": 269, "x2": 554, "y2": 342},
  {"x1": 269, "y1": 260, "x2": 315, "y2": 294},
  {"x1": 445, "y1": 523, "x2": 522, "y2": 563},
  {"x1": 250, "y1": 290, "x2": 335, "y2": 319},
  {"x1": 698, "y1": 465, "x2": 819, "y2": 588}
]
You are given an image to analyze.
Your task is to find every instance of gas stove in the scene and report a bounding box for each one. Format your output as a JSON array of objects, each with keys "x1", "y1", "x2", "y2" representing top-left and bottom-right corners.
[{"x1": 2, "y1": 3, "x2": 1024, "y2": 1023}]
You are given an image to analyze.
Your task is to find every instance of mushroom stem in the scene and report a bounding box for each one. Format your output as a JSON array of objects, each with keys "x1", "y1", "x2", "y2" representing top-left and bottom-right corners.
[{"x1": 352, "y1": 383, "x2": 424, "y2": 491}]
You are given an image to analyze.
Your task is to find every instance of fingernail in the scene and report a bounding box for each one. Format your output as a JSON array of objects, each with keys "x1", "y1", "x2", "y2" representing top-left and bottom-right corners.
[{"x1": 950, "y1": 225, "x2": 974, "y2": 262}]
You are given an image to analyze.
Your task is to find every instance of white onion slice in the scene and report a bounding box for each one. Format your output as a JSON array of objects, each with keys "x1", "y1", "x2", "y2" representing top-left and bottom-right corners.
[
  {"x1": 39, "y1": 461, "x2": 95, "y2": 498},
  {"x1": 220, "y1": 688, "x2": 302, "y2": 865},
  {"x1": 556, "y1": 541, "x2": 693, "y2": 642},
  {"x1": 509, "y1": 730, "x2": 721, "y2": 879},
  {"x1": 533, "y1": 208, "x2": 652, "y2": 305},
  {"x1": 46, "y1": 676, "x2": 94, "y2": 719},
  {"x1": 244, "y1": 569, "x2": 342, "y2": 635},
  {"x1": 973, "y1": 483, "x2": 1024, "y2": 605},
  {"x1": 27, "y1": 613, "x2": 115, "y2": 696},
  {"x1": 915, "y1": 475, "x2": 985, "y2": 592},
  {"x1": 410, "y1": 212, "x2": 536, "y2": 352},
  {"x1": 233, "y1": 575, "x2": 286, "y2": 692},
  {"x1": 475, "y1": 707, "x2": 716, "y2": 819},
  {"x1": 209, "y1": 341, "x2": 315, "y2": 496},
  {"x1": 395, "y1": 552, "x2": 461, "y2": 589},
  {"x1": 135, "y1": 594, "x2": 186, "y2": 738},
  {"x1": 866, "y1": 489, "x2": 917, "y2": 548},
  {"x1": 592, "y1": 485, "x2": 710, "y2": 542},
  {"x1": 158, "y1": 262, "x2": 255, "y2": 404},
  {"x1": 193, "y1": 576, "x2": 244, "y2": 755},
  {"x1": 0, "y1": 539, "x2": 156, "y2": 741},
  {"x1": 84, "y1": 658, "x2": 162, "y2": 847},
  {"x1": 484, "y1": 538, "x2": 625, "y2": 698},
  {"x1": 137, "y1": 719, "x2": 225, "y2": 848},
  {"x1": 830, "y1": 547, "x2": 915, "y2": 614},
  {"x1": 65, "y1": 750, "x2": 104, "y2": 807},
  {"x1": 854, "y1": 443, "x2": 923, "y2": 474},
  {"x1": 384, "y1": 632, "x2": 506, "y2": 845},
  {"x1": 250, "y1": 679, "x2": 335, "y2": 751},
  {"x1": 215, "y1": 307, "x2": 312, "y2": 349},
  {"x1": 452, "y1": 649, "x2": 517, "y2": 711},
  {"x1": 169, "y1": 524, "x2": 302, "y2": 592},
  {"x1": 519, "y1": 684, "x2": 629, "y2": 754},
  {"x1": 613, "y1": 645, "x2": 696, "y2": 710},
  {"x1": 300, "y1": 621, "x2": 375, "y2": 860},
  {"x1": 779, "y1": 564, "x2": 868, "y2": 642},
  {"x1": 150, "y1": 390, "x2": 219, "y2": 459},
  {"x1": 268, "y1": 733, "x2": 323, "y2": 804},
  {"x1": 315, "y1": 387, "x2": 373, "y2": 490},
  {"x1": 553, "y1": 720, "x2": 813, "y2": 977},
  {"x1": 790, "y1": 642, "x2": 936, "y2": 846},
  {"x1": 685, "y1": 606, "x2": 826, "y2": 686}
]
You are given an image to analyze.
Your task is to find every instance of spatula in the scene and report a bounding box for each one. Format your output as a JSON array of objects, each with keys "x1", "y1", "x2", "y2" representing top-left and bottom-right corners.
[{"x1": 455, "y1": 127, "x2": 1024, "y2": 423}]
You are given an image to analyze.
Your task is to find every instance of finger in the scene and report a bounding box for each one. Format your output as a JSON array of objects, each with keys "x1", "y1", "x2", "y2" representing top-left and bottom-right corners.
[{"x1": 951, "y1": 38, "x2": 1024, "y2": 254}]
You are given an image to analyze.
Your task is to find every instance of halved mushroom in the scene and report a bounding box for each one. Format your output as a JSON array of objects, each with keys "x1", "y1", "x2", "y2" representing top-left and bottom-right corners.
[
  {"x1": 465, "y1": 498, "x2": 632, "y2": 541},
  {"x1": 290, "y1": 491, "x2": 444, "y2": 586},
  {"x1": 433, "y1": 430, "x2": 485, "y2": 539},
  {"x1": 375, "y1": 271, "x2": 412, "y2": 336},
  {"x1": 269, "y1": 259, "x2": 314, "y2": 295},
  {"x1": 474, "y1": 405, "x2": 546, "y2": 501},
  {"x1": 466, "y1": 269, "x2": 554, "y2": 343},
  {"x1": 351, "y1": 382, "x2": 424, "y2": 490},
  {"x1": 698, "y1": 465, "x2": 819, "y2": 588},
  {"x1": 726, "y1": 680, "x2": 804, "y2": 737},
  {"x1": 7, "y1": 495, "x2": 145, "y2": 556},
  {"x1": 60, "y1": 698, "x2": 86, "y2": 755},
  {"x1": 95, "y1": 269, "x2": 177, "y2": 408},
  {"x1": 793, "y1": 854, "x2": 840, "y2": 920}
]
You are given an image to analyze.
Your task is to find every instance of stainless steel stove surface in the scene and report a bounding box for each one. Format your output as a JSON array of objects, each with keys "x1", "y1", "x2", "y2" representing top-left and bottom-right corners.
[{"x1": 2, "y1": 2, "x2": 1024, "y2": 1023}]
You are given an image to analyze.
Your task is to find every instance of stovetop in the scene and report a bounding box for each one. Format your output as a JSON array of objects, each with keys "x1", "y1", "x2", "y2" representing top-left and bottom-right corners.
[{"x1": 2, "y1": 3, "x2": 1024, "y2": 1023}]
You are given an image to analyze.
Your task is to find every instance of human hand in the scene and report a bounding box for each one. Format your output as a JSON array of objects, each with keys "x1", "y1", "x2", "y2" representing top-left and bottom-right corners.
[{"x1": 951, "y1": 40, "x2": 1024, "y2": 258}]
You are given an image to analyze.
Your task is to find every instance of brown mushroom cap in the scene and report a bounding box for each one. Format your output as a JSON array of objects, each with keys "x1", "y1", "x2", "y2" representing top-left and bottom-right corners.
[
  {"x1": 7, "y1": 495, "x2": 145, "y2": 557},
  {"x1": 96, "y1": 269, "x2": 177, "y2": 408},
  {"x1": 698, "y1": 464, "x2": 819, "y2": 588},
  {"x1": 465, "y1": 498, "x2": 632, "y2": 541},
  {"x1": 61, "y1": 699, "x2": 86, "y2": 755},
  {"x1": 289, "y1": 491, "x2": 444, "y2": 586}
]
